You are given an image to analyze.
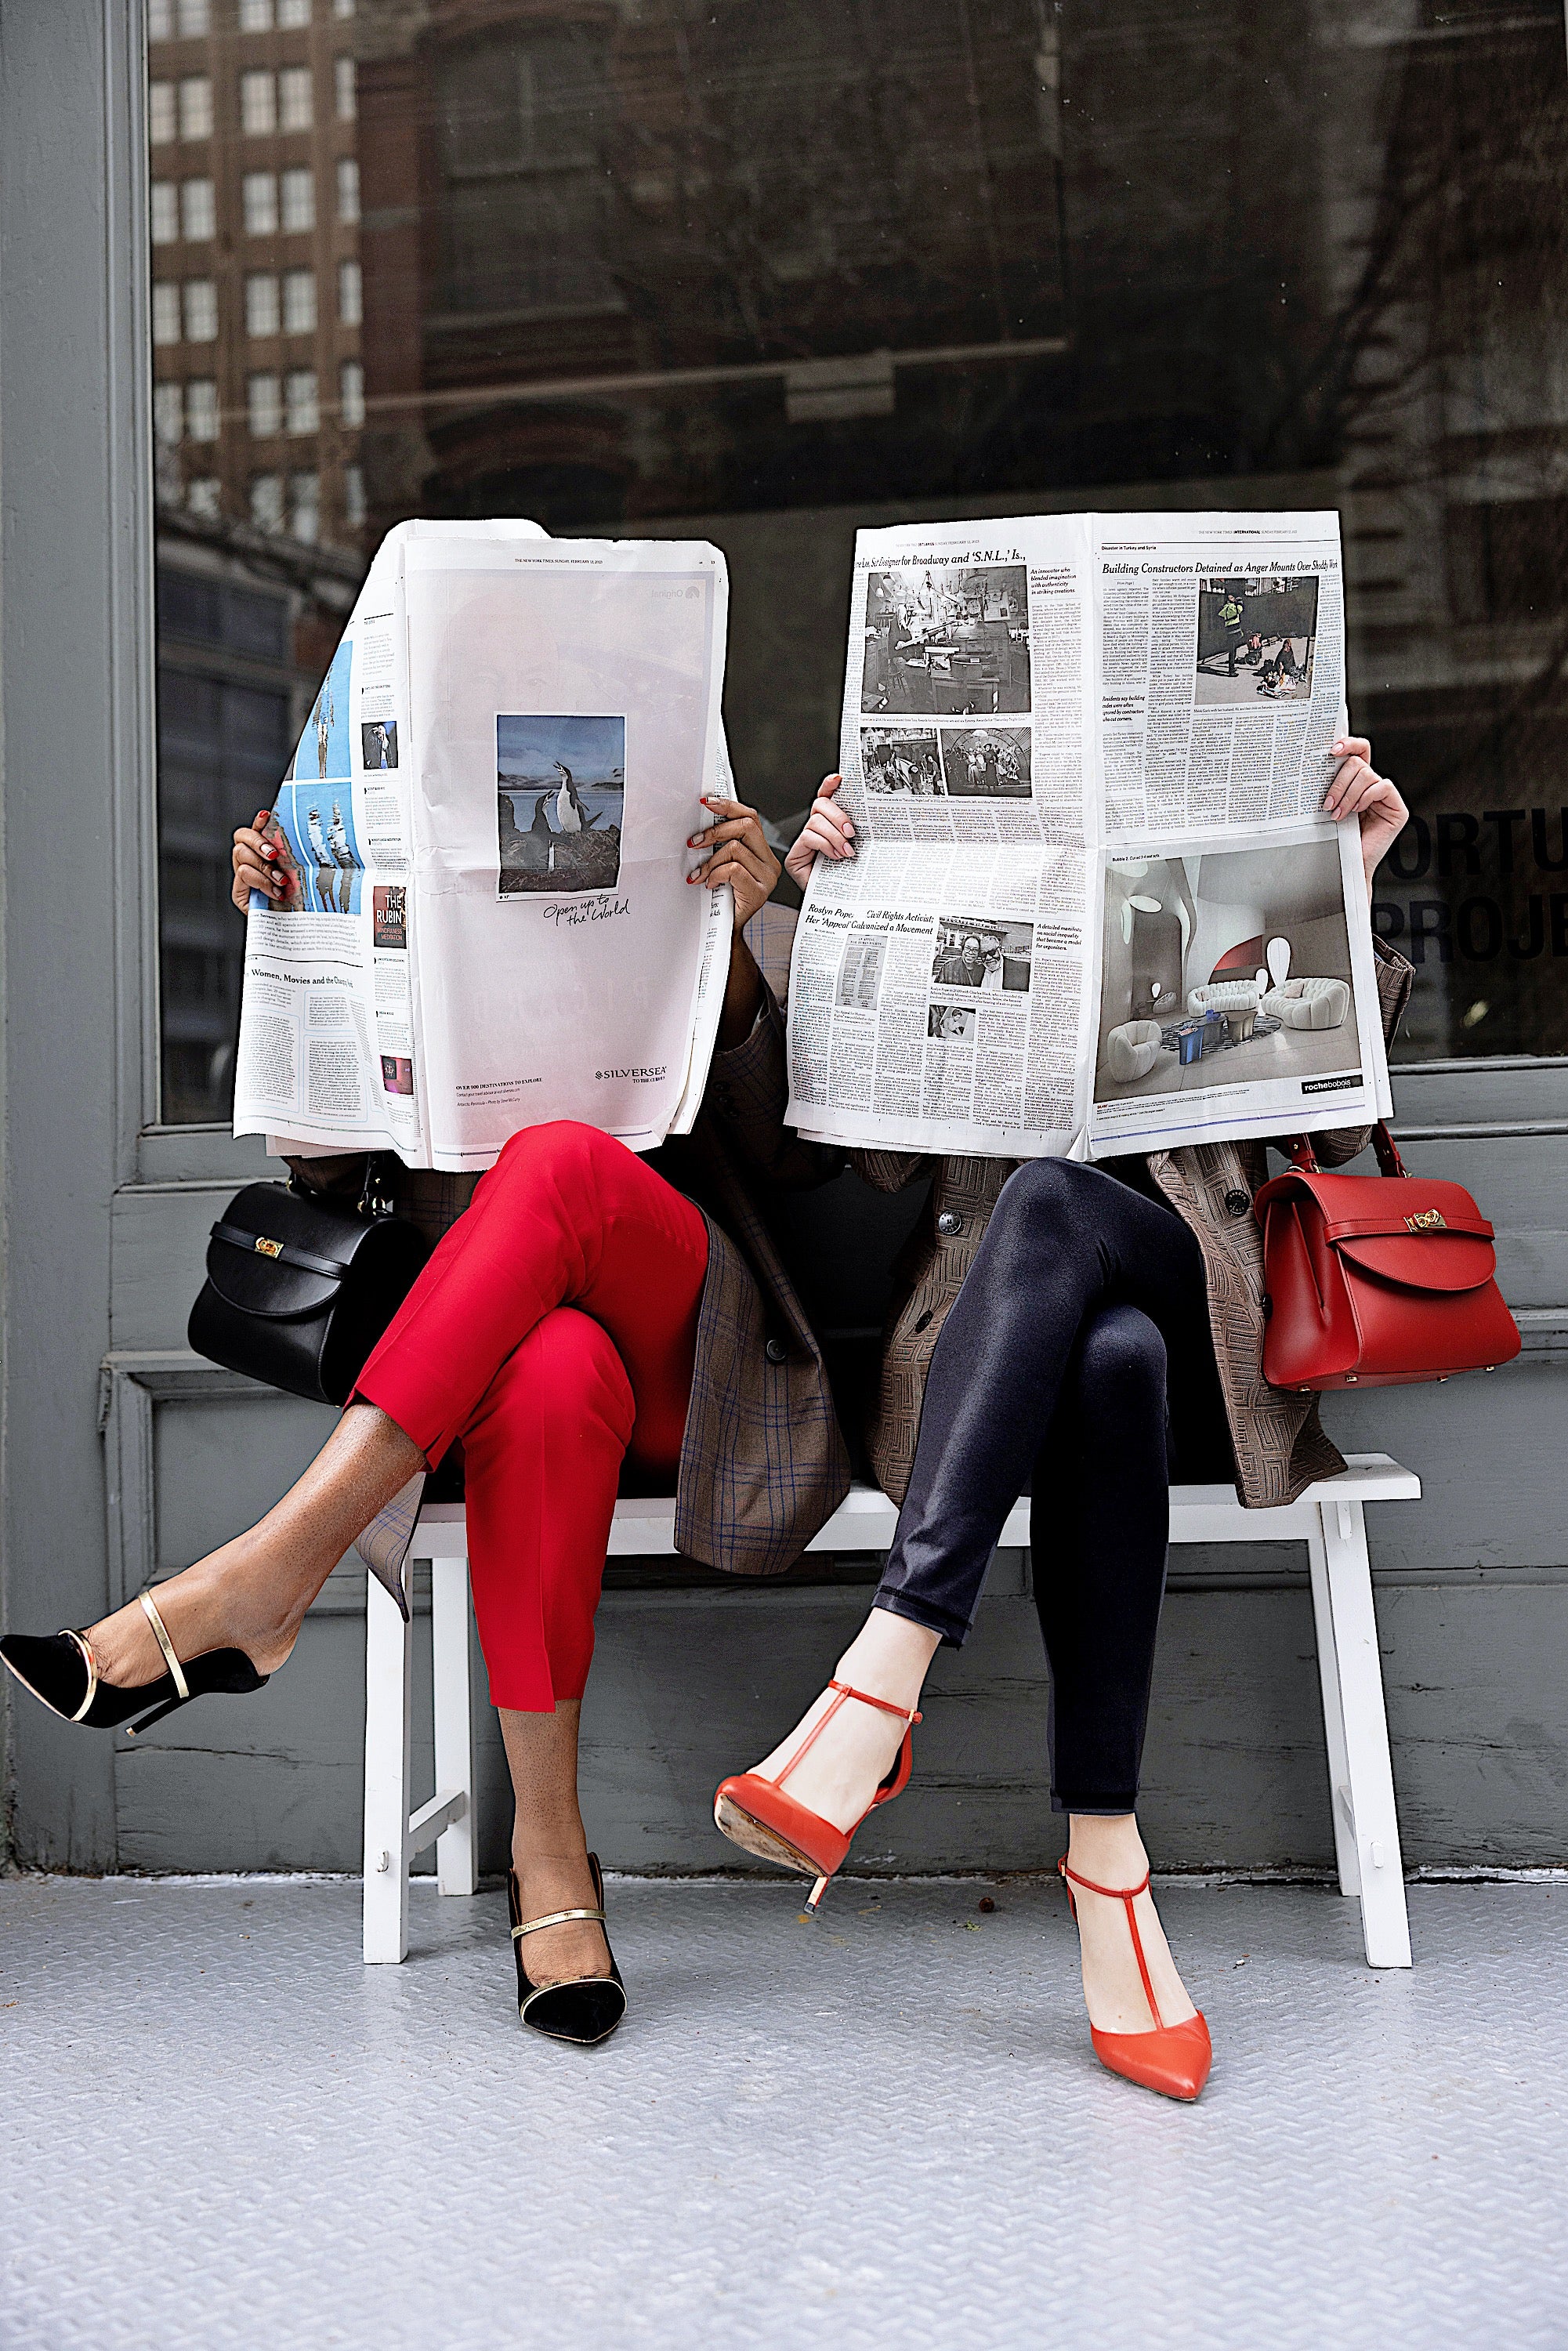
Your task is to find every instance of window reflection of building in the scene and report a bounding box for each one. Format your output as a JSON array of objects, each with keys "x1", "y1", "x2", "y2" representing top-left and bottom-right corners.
[
  {"x1": 357, "y1": 4, "x2": 1067, "y2": 532},
  {"x1": 148, "y1": 0, "x2": 1568, "y2": 1116},
  {"x1": 154, "y1": 540, "x2": 292, "y2": 1122},
  {"x1": 148, "y1": 0, "x2": 366, "y2": 1120}
]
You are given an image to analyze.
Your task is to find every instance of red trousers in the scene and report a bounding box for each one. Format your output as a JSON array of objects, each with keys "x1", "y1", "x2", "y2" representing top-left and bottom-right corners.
[{"x1": 355, "y1": 1122, "x2": 708, "y2": 1711}]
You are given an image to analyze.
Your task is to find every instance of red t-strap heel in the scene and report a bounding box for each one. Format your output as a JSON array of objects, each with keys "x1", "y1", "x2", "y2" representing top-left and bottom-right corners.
[
  {"x1": 1059, "y1": 1858, "x2": 1212, "y2": 2102},
  {"x1": 714, "y1": 1680, "x2": 922, "y2": 1911}
]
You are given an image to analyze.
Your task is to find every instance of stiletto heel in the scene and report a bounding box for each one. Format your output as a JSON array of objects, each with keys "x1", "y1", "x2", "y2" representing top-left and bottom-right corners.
[
  {"x1": 0, "y1": 1589, "x2": 268, "y2": 1734},
  {"x1": 508, "y1": 1853, "x2": 626, "y2": 2047},
  {"x1": 1059, "y1": 1857, "x2": 1211, "y2": 2103},
  {"x1": 712, "y1": 1679, "x2": 922, "y2": 1910}
]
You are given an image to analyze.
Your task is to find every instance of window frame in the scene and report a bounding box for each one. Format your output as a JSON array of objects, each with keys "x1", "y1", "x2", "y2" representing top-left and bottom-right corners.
[
  {"x1": 241, "y1": 169, "x2": 278, "y2": 236},
  {"x1": 176, "y1": 73, "x2": 212, "y2": 141},
  {"x1": 238, "y1": 67, "x2": 276, "y2": 137},
  {"x1": 279, "y1": 164, "x2": 315, "y2": 234},
  {"x1": 179, "y1": 174, "x2": 215, "y2": 241},
  {"x1": 281, "y1": 264, "x2": 317, "y2": 334},
  {"x1": 277, "y1": 63, "x2": 314, "y2": 133}
]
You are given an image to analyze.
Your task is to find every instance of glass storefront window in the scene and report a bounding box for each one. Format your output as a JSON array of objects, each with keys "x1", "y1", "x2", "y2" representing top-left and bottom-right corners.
[{"x1": 147, "y1": 0, "x2": 1568, "y2": 1120}]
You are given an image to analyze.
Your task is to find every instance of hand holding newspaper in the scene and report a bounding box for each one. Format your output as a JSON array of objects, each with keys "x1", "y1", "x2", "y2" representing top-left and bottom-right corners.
[
  {"x1": 785, "y1": 509, "x2": 1392, "y2": 1158},
  {"x1": 232, "y1": 520, "x2": 734, "y2": 1168}
]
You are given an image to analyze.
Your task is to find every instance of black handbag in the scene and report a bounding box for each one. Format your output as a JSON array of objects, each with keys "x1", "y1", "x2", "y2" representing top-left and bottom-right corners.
[{"x1": 187, "y1": 1158, "x2": 431, "y2": 1406}]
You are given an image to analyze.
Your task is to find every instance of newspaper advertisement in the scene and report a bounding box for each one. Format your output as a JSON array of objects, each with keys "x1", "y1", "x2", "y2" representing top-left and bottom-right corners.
[
  {"x1": 233, "y1": 520, "x2": 733, "y2": 1169},
  {"x1": 787, "y1": 509, "x2": 1391, "y2": 1159}
]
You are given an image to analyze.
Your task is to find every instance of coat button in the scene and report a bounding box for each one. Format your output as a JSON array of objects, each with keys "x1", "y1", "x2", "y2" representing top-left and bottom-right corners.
[
  {"x1": 1224, "y1": 1189, "x2": 1251, "y2": 1218},
  {"x1": 913, "y1": 1310, "x2": 933, "y2": 1333},
  {"x1": 765, "y1": 1337, "x2": 788, "y2": 1363},
  {"x1": 936, "y1": 1212, "x2": 964, "y2": 1236}
]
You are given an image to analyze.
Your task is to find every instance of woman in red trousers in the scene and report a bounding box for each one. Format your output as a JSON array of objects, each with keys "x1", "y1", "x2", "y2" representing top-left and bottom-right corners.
[{"x1": 1, "y1": 792, "x2": 849, "y2": 2047}]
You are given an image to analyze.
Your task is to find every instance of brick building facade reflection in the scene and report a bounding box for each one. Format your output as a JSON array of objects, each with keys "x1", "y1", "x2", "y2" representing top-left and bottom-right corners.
[{"x1": 353, "y1": 1, "x2": 1069, "y2": 534}]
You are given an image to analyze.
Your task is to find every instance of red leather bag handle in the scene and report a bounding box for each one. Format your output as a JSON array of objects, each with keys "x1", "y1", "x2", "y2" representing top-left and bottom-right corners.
[
  {"x1": 1371, "y1": 1121, "x2": 1409, "y2": 1179},
  {"x1": 1285, "y1": 1119, "x2": 1407, "y2": 1181}
]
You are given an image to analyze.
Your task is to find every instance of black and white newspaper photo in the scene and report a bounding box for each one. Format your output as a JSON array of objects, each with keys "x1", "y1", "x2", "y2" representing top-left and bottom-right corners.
[
  {"x1": 788, "y1": 505, "x2": 1389, "y2": 1159},
  {"x1": 232, "y1": 520, "x2": 733, "y2": 1169},
  {"x1": 860, "y1": 561, "x2": 1030, "y2": 716}
]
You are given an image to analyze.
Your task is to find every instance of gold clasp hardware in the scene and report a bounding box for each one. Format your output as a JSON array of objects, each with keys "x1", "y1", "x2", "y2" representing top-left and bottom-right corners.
[
  {"x1": 1404, "y1": 1208, "x2": 1447, "y2": 1233},
  {"x1": 253, "y1": 1236, "x2": 284, "y2": 1258}
]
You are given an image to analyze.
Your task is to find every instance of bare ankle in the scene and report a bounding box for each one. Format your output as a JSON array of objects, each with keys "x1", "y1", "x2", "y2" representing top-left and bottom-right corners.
[
  {"x1": 835, "y1": 1607, "x2": 941, "y2": 1712},
  {"x1": 1067, "y1": 1813, "x2": 1149, "y2": 1883},
  {"x1": 511, "y1": 1833, "x2": 590, "y2": 1867}
]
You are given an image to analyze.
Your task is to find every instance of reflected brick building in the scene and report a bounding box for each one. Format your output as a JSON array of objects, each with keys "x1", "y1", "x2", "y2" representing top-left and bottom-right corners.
[
  {"x1": 147, "y1": 0, "x2": 369, "y2": 1117},
  {"x1": 353, "y1": 0, "x2": 1069, "y2": 533}
]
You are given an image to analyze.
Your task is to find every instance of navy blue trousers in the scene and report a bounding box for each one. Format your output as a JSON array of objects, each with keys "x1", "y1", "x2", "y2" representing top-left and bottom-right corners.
[{"x1": 875, "y1": 1158, "x2": 1233, "y2": 1813}]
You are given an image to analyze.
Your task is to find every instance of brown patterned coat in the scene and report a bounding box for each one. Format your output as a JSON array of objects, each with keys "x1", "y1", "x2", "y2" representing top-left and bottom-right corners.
[
  {"x1": 288, "y1": 983, "x2": 851, "y2": 1578},
  {"x1": 856, "y1": 940, "x2": 1414, "y2": 1512}
]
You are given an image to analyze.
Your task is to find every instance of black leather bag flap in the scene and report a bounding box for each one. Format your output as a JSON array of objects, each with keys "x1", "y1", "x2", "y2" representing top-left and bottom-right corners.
[{"x1": 203, "y1": 1182, "x2": 369, "y2": 1322}]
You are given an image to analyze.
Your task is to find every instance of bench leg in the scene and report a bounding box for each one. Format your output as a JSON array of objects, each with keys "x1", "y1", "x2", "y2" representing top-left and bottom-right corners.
[
  {"x1": 1309, "y1": 1499, "x2": 1412, "y2": 1969},
  {"x1": 431, "y1": 1550, "x2": 476, "y2": 1899},
  {"x1": 363, "y1": 1559, "x2": 414, "y2": 1965},
  {"x1": 1305, "y1": 1520, "x2": 1362, "y2": 1903}
]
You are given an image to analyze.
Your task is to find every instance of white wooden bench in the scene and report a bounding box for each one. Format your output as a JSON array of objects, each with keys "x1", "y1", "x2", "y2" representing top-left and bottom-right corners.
[{"x1": 362, "y1": 1451, "x2": 1421, "y2": 1970}]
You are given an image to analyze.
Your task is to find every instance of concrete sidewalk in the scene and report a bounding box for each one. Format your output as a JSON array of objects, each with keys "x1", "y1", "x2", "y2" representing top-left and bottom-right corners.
[{"x1": 1, "y1": 1874, "x2": 1563, "y2": 2350}]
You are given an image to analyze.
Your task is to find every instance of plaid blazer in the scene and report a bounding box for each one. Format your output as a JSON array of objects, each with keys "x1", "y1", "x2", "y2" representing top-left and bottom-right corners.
[
  {"x1": 288, "y1": 967, "x2": 850, "y2": 1580},
  {"x1": 854, "y1": 940, "x2": 1415, "y2": 1512}
]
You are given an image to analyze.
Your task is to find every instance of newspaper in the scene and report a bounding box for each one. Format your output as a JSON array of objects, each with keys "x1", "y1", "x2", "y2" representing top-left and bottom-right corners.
[
  {"x1": 232, "y1": 520, "x2": 733, "y2": 1169},
  {"x1": 787, "y1": 509, "x2": 1392, "y2": 1160}
]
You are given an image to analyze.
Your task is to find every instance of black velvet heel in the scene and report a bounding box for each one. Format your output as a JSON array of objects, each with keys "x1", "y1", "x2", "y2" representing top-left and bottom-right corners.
[
  {"x1": 0, "y1": 1590, "x2": 268, "y2": 1737},
  {"x1": 507, "y1": 1853, "x2": 626, "y2": 2047}
]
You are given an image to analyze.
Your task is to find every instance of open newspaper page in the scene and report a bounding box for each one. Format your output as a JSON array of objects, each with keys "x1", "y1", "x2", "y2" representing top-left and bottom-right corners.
[
  {"x1": 234, "y1": 521, "x2": 731, "y2": 1169},
  {"x1": 234, "y1": 517, "x2": 443, "y2": 1162},
  {"x1": 787, "y1": 507, "x2": 1390, "y2": 1159},
  {"x1": 786, "y1": 513, "x2": 1099, "y2": 1156},
  {"x1": 1085, "y1": 510, "x2": 1391, "y2": 1157}
]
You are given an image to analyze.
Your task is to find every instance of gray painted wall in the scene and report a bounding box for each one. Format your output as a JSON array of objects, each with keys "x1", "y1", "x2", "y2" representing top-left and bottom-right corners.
[{"x1": 2, "y1": 0, "x2": 1565, "y2": 1885}]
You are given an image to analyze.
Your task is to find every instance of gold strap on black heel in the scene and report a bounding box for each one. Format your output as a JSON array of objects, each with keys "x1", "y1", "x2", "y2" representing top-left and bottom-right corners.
[
  {"x1": 62, "y1": 1631, "x2": 99, "y2": 1725},
  {"x1": 512, "y1": 1905, "x2": 607, "y2": 1940},
  {"x1": 137, "y1": 1591, "x2": 190, "y2": 1701},
  {"x1": 124, "y1": 1589, "x2": 194, "y2": 1739}
]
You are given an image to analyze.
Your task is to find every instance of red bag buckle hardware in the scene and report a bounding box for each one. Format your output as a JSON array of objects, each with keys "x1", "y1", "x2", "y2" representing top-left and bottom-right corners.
[{"x1": 1404, "y1": 1208, "x2": 1447, "y2": 1233}]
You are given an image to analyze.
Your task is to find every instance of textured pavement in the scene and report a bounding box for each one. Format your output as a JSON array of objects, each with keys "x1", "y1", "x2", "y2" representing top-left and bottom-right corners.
[{"x1": 1, "y1": 1875, "x2": 1564, "y2": 2351}]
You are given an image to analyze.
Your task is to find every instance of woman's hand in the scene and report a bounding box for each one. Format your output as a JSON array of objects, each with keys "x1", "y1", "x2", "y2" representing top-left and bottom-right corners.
[
  {"x1": 232, "y1": 811, "x2": 284, "y2": 912},
  {"x1": 784, "y1": 773, "x2": 855, "y2": 890},
  {"x1": 686, "y1": 795, "x2": 780, "y2": 931},
  {"x1": 1323, "y1": 737, "x2": 1409, "y2": 898}
]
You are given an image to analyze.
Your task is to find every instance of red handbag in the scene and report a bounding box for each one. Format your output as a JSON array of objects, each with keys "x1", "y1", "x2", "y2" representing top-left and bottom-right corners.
[{"x1": 1254, "y1": 1122, "x2": 1521, "y2": 1391}]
